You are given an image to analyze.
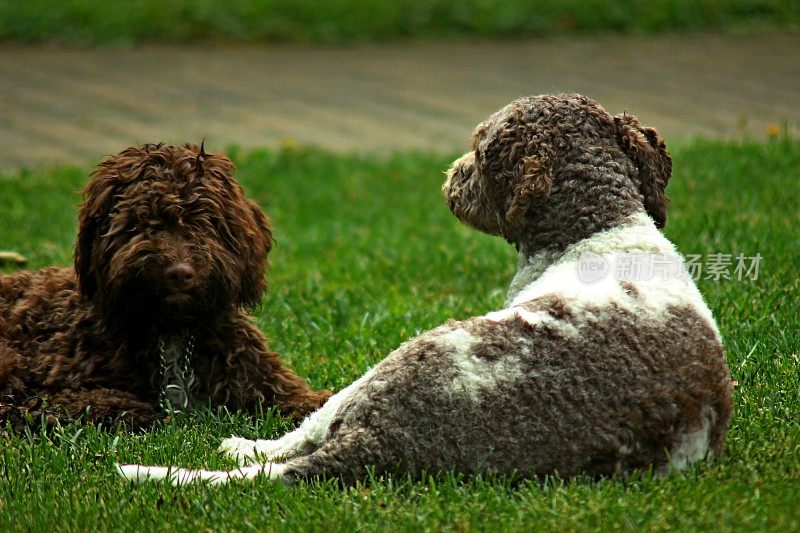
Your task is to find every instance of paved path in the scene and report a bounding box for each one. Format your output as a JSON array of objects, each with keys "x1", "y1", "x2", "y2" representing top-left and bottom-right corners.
[{"x1": 1, "y1": 33, "x2": 798, "y2": 170}]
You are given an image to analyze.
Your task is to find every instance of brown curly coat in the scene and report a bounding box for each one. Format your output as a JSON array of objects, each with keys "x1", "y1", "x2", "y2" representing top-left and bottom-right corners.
[{"x1": 0, "y1": 144, "x2": 330, "y2": 429}]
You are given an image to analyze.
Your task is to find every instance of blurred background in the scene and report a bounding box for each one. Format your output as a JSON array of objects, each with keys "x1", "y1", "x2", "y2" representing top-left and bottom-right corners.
[{"x1": 0, "y1": 0, "x2": 798, "y2": 169}]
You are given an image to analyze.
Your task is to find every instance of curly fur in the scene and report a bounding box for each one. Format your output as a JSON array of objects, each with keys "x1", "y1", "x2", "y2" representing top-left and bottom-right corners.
[
  {"x1": 0, "y1": 144, "x2": 331, "y2": 429},
  {"x1": 117, "y1": 95, "x2": 732, "y2": 486}
]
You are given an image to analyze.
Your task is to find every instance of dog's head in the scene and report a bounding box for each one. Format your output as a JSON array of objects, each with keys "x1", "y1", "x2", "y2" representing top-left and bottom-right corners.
[
  {"x1": 443, "y1": 94, "x2": 671, "y2": 248},
  {"x1": 75, "y1": 144, "x2": 273, "y2": 328}
]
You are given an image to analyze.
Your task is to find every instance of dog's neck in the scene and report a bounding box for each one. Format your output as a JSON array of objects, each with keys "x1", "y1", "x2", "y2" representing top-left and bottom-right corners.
[{"x1": 505, "y1": 211, "x2": 673, "y2": 306}]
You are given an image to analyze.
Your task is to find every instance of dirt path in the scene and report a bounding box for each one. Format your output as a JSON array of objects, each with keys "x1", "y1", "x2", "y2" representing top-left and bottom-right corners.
[{"x1": 1, "y1": 33, "x2": 797, "y2": 170}]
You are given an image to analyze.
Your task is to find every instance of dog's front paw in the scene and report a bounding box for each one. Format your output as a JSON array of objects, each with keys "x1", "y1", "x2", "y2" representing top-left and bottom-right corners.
[
  {"x1": 219, "y1": 436, "x2": 259, "y2": 465},
  {"x1": 219, "y1": 436, "x2": 290, "y2": 464}
]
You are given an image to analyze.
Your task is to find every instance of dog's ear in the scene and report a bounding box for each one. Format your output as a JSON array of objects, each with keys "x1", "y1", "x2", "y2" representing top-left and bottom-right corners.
[
  {"x1": 504, "y1": 152, "x2": 553, "y2": 232},
  {"x1": 236, "y1": 199, "x2": 274, "y2": 309},
  {"x1": 75, "y1": 167, "x2": 118, "y2": 300},
  {"x1": 476, "y1": 104, "x2": 553, "y2": 238},
  {"x1": 614, "y1": 113, "x2": 672, "y2": 228}
]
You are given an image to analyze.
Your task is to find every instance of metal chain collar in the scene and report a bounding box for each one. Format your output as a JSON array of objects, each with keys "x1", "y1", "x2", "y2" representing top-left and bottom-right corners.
[{"x1": 157, "y1": 333, "x2": 198, "y2": 413}]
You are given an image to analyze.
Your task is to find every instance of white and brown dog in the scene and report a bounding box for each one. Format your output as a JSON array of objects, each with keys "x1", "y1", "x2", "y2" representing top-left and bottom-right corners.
[{"x1": 118, "y1": 94, "x2": 732, "y2": 485}]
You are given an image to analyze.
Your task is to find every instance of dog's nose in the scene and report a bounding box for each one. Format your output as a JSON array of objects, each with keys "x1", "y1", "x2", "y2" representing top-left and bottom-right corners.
[{"x1": 164, "y1": 262, "x2": 195, "y2": 289}]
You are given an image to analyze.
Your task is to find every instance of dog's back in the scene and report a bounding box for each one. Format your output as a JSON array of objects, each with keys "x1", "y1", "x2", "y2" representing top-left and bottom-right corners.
[
  {"x1": 0, "y1": 267, "x2": 82, "y2": 394},
  {"x1": 0, "y1": 267, "x2": 79, "y2": 331}
]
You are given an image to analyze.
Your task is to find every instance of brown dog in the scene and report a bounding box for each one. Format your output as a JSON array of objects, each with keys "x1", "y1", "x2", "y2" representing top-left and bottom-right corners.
[{"x1": 0, "y1": 143, "x2": 330, "y2": 430}]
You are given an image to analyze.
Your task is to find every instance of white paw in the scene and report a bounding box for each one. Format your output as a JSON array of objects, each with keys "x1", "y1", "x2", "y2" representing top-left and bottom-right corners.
[
  {"x1": 218, "y1": 436, "x2": 259, "y2": 465},
  {"x1": 219, "y1": 436, "x2": 288, "y2": 464}
]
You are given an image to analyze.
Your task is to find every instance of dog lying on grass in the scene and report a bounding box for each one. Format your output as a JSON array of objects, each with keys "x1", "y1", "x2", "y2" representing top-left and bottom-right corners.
[
  {"x1": 118, "y1": 94, "x2": 732, "y2": 485},
  {"x1": 0, "y1": 144, "x2": 330, "y2": 430}
]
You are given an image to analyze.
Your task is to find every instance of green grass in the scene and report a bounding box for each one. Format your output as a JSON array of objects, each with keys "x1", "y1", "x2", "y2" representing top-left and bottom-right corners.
[
  {"x1": 0, "y1": 139, "x2": 798, "y2": 531},
  {"x1": 1, "y1": 0, "x2": 798, "y2": 46}
]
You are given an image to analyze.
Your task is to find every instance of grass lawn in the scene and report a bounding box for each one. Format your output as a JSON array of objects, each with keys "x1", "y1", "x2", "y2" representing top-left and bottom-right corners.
[
  {"x1": 1, "y1": 0, "x2": 799, "y2": 46},
  {"x1": 0, "y1": 139, "x2": 798, "y2": 531}
]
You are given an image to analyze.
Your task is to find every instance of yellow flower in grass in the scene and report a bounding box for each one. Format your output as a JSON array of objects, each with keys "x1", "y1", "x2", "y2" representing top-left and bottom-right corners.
[
  {"x1": 280, "y1": 137, "x2": 297, "y2": 150},
  {"x1": 766, "y1": 124, "x2": 781, "y2": 138}
]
